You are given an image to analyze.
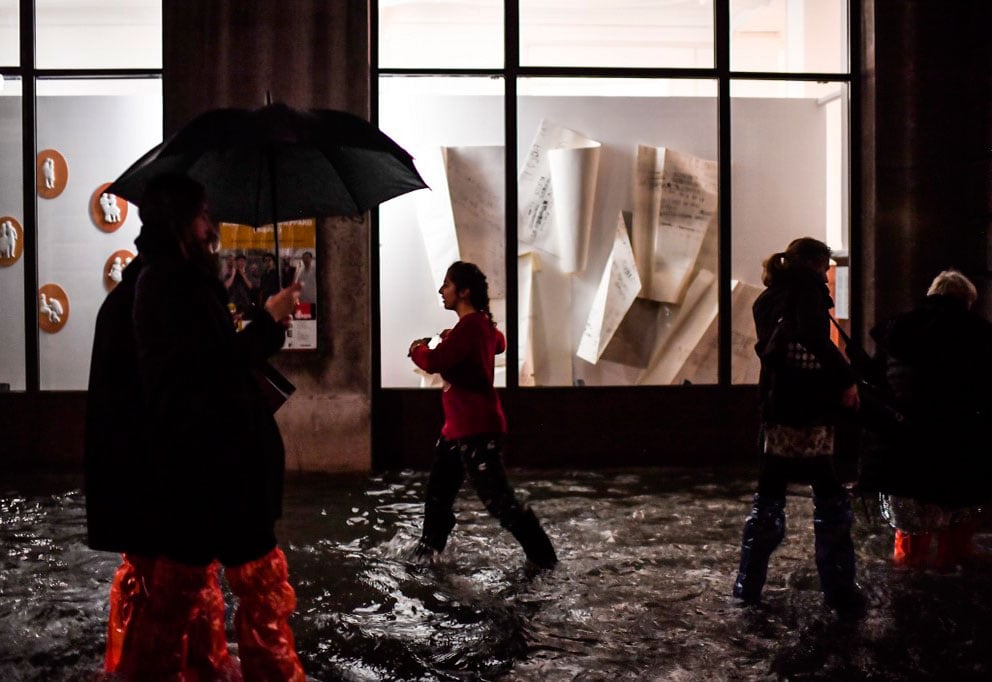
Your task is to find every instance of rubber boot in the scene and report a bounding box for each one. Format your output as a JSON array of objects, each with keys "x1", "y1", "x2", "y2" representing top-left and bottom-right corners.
[
  {"x1": 185, "y1": 561, "x2": 240, "y2": 682},
  {"x1": 732, "y1": 494, "x2": 786, "y2": 604},
  {"x1": 105, "y1": 554, "x2": 154, "y2": 673},
  {"x1": 117, "y1": 557, "x2": 213, "y2": 680},
  {"x1": 813, "y1": 492, "x2": 864, "y2": 619},
  {"x1": 419, "y1": 500, "x2": 457, "y2": 554},
  {"x1": 226, "y1": 547, "x2": 305, "y2": 682},
  {"x1": 506, "y1": 507, "x2": 558, "y2": 569},
  {"x1": 893, "y1": 530, "x2": 931, "y2": 569}
]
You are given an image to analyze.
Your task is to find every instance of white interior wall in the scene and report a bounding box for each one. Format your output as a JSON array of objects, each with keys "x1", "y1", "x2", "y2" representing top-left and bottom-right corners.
[{"x1": 0, "y1": 94, "x2": 25, "y2": 389}]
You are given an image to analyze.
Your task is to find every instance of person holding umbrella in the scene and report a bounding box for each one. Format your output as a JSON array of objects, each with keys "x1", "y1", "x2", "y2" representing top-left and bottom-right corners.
[
  {"x1": 408, "y1": 261, "x2": 558, "y2": 570},
  {"x1": 115, "y1": 173, "x2": 305, "y2": 680}
]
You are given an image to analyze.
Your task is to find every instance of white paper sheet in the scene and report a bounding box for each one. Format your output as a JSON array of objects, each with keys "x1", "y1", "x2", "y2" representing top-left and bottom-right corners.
[
  {"x1": 519, "y1": 119, "x2": 601, "y2": 272},
  {"x1": 636, "y1": 268, "x2": 717, "y2": 385},
  {"x1": 518, "y1": 252, "x2": 538, "y2": 386},
  {"x1": 416, "y1": 145, "x2": 506, "y2": 299},
  {"x1": 632, "y1": 146, "x2": 718, "y2": 304},
  {"x1": 576, "y1": 213, "x2": 641, "y2": 364}
]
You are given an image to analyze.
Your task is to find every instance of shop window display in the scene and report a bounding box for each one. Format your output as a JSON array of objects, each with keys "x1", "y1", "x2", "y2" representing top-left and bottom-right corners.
[{"x1": 0, "y1": 78, "x2": 24, "y2": 391}]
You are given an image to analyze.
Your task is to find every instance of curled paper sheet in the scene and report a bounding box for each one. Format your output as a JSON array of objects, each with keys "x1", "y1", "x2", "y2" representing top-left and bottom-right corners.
[
  {"x1": 577, "y1": 213, "x2": 641, "y2": 364},
  {"x1": 416, "y1": 145, "x2": 506, "y2": 299},
  {"x1": 518, "y1": 252, "x2": 539, "y2": 386},
  {"x1": 632, "y1": 146, "x2": 718, "y2": 304},
  {"x1": 519, "y1": 119, "x2": 601, "y2": 273}
]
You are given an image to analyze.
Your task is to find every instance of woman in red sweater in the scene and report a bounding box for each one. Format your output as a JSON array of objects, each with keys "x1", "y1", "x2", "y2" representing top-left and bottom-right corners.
[{"x1": 408, "y1": 261, "x2": 557, "y2": 569}]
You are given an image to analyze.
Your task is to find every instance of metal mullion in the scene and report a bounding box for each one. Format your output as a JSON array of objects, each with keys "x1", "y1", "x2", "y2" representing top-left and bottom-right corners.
[
  {"x1": 20, "y1": 0, "x2": 38, "y2": 392},
  {"x1": 504, "y1": 0, "x2": 519, "y2": 390},
  {"x1": 33, "y1": 68, "x2": 163, "y2": 79},
  {"x1": 848, "y1": 0, "x2": 863, "y2": 345},
  {"x1": 716, "y1": 0, "x2": 731, "y2": 386},
  {"x1": 369, "y1": 0, "x2": 383, "y2": 467},
  {"x1": 729, "y1": 70, "x2": 853, "y2": 83}
]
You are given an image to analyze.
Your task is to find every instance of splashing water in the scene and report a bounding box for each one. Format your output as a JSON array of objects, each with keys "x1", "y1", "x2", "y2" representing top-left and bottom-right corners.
[{"x1": 2, "y1": 467, "x2": 991, "y2": 680}]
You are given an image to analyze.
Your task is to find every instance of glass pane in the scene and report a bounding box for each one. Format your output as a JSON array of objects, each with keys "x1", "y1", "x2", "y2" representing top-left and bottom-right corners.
[
  {"x1": 0, "y1": 0, "x2": 18, "y2": 66},
  {"x1": 518, "y1": 77, "x2": 719, "y2": 387},
  {"x1": 731, "y1": 0, "x2": 848, "y2": 73},
  {"x1": 378, "y1": 76, "x2": 507, "y2": 388},
  {"x1": 379, "y1": 1, "x2": 504, "y2": 69},
  {"x1": 0, "y1": 77, "x2": 24, "y2": 390},
  {"x1": 37, "y1": 77, "x2": 163, "y2": 390},
  {"x1": 36, "y1": 0, "x2": 162, "y2": 69},
  {"x1": 730, "y1": 80, "x2": 850, "y2": 384},
  {"x1": 521, "y1": 0, "x2": 714, "y2": 68}
]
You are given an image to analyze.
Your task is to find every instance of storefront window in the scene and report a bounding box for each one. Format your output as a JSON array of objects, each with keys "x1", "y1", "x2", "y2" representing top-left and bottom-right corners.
[
  {"x1": 378, "y1": 0, "x2": 504, "y2": 69},
  {"x1": 0, "y1": 0, "x2": 18, "y2": 66},
  {"x1": 520, "y1": 0, "x2": 714, "y2": 68},
  {"x1": 36, "y1": 77, "x2": 162, "y2": 390},
  {"x1": 36, "y1": 0, "x2": 161, "y2": 69},
  {"x1": 378, "y1": 76, "x2": 506, "y2": 388},
  {"x1": 0, "y1": 76, "x2": 23, "y2": 390},
  {"x1": 375, "y1": 1, "x2": 852, "y2": 391},
  {"x1": 730, "y1": 80, "x2": 849, "y2": 384},
  {"x1": 517, "y1": 78, "x2": 718, "y2": 386}
]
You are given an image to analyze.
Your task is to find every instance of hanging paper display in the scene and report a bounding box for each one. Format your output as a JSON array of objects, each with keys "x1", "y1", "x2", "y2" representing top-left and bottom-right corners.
[
  {"x1": 38, "y1": 283, "x2": 69, "y2": 333},
  {"x1": 0, "y1": 215, "x2": 23, "y2": 266},
  {"x1": 91, "y1": 182, "x2": 129, "y2": 232},
  {"x1": 37, "y1": 149, "x2": 69, "y2": 199},
  {"x1": 104, "y1": 249, "x2": 135, "y2": 291}
]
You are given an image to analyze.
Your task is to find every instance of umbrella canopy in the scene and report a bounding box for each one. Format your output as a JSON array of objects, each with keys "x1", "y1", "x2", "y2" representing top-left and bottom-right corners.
[{"x1": 107, "y1": 102, "x2": 428, "y2": 227}]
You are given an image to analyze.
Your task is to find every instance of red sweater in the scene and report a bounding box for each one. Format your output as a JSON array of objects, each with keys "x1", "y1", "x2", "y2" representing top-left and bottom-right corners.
[{"x1": 411, "y1": 311, "x2": 507, "y2": 439}]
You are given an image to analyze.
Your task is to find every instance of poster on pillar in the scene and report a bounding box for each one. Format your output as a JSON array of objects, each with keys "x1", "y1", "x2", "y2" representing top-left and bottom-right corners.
[{"x1": 218, "y1": 219, "x2": 318, "y2": 350}]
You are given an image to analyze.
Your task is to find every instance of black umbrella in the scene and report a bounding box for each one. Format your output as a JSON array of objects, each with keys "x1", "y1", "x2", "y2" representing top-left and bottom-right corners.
[{"x1": 108, "y1": 102, "x2": 428, "y2": 282}]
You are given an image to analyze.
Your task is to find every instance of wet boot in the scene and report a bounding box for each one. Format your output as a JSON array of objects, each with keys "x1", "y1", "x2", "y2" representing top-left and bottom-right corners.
[
  {"x1": 117, "y1": 557, "x2": 212, "y2": 680},
  {"x1": 893, "y1": 530, "x2": 931, "y2": 569},
  {"x1": 418, "y1": 498, "x2": 457, "y2": 554},
  {"x1": 185, "y1": 561, "x2": 240, "y2": 682},
  {"x1": 813, "y1": 492, "x2": 864, "y2": 619},
  {"x1": 226, "y1": 547, "x2": 305, "y2": 682},
  {"x1": 104, "y1": 554, "x2": 154, "y2": 673},
  {"x1": 732, "y1": 494, "x2": 786, "y2": 604},
  {"x1": 506, "y1": 507, "x2": 558, "y2": 569}
]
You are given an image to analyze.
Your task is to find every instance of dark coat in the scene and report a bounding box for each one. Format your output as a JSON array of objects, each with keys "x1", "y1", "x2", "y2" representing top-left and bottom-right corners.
[
  {"x1": 132, "y1": 249, "x2": 287, "y2": 561},
  {"x1": 84, "y1": 256, "x2": 158, "y2": 555},
  {"x1": 753, "y1": 267, "x2": 856, "y2": 427},
  {"x1": 867, "y1": 295, "x2": 992, "y2": 506}
]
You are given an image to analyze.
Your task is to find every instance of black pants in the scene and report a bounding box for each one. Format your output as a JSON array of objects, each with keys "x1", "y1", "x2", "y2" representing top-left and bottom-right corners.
[{"x1": 421, "y1": 434, "x2": 525, "y2": 550}]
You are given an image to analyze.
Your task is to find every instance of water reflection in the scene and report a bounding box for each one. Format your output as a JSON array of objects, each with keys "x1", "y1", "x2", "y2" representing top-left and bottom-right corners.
[{"x1": 1, "y1": 468, "x2": 990, "y2": 680}]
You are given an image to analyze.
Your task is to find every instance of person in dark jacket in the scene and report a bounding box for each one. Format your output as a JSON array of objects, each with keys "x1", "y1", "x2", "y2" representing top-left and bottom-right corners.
[
  {"x1": 85, "y1": 253, "x2": 233, "y2": 677},
  {"x1": 105, "y1": 173, "x2": 305, "y2": 681},
  {"x1": 870, "y1": 269, "x2": 992, "y2": 569},
  {"x1": 732, "y1": 237, "x2": 864, "y2": 617}
]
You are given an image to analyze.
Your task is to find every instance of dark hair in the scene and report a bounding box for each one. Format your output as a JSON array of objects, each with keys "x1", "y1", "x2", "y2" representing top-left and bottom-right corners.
[
  {"x1": 138, "y1": 173, "x2": 207, "y2": 243},
  {"x1": 446, "y1": 261, "x2": 496, "y2": 328},
  {"x1": 761, "y1": 237, "x2": 831, "y2": 286}
]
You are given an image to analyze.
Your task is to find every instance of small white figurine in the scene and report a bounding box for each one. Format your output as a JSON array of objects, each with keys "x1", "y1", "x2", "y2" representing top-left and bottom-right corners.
[
  {"x1": 39, "y1": 292, "x2": 62, "y2": 324},
  {"x1": 100, "y1": 192, "x2": 121, "y2": 223},
  {"x1": 0, "y1": 220, "x2": 15, "y2": 259},
  {"x1": 42, "y1": 157, "x2": 56, "y2": 189},
  {"x1": 108, "y1": 256, "x2": 123, "y2": 283}
]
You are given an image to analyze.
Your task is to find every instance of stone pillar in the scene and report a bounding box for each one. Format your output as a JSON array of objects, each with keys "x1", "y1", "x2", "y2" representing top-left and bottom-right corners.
[
  {"x1": 162, "y1": 0, "x2": 372, "y2": 471},
  {"x1": 861, "y1": 0, "x2": 992, "y2": 340}
]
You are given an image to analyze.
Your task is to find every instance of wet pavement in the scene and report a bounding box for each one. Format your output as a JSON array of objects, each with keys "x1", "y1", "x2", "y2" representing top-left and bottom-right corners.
[{"x1": 2, "y1": 466, "x2": 991, "y2": 680}]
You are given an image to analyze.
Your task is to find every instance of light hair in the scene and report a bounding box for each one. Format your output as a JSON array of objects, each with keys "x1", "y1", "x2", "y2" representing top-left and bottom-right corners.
[{"x1": 927, "y1": 269, "x2": 977, "y2": 308}]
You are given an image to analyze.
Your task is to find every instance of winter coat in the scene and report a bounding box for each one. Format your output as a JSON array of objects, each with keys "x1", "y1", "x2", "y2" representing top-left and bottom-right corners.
[
  {"x1": 84, "y1": 256, "x2": 158, "y2": 555},
  {"x1": 132, "y1": 250, "x2": 287, "y2": 559},
  {"x1": 753, "y1": 267, "x2": 856, "y2": 427},
  {"x1": 867, "y1": 295, "x2": 992, "y2": 506}
]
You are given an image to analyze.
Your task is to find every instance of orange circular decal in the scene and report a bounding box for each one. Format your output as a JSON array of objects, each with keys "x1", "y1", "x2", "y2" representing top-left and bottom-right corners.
[
  {"x1": 37, "y1": 149, "x2": 69, "y2": 199},
  {"x1": 38, "y1": 283, "x2": 70, "y2": 333},
  {"x1": 91, "y1": 183, "x2": 129, "y2": 233},
  {"x1": 104, "y1": 249, "x2": 135, "y2": 291},
  {"x1": 0, "y1": 216, "x2": 23, "y2": 266}
]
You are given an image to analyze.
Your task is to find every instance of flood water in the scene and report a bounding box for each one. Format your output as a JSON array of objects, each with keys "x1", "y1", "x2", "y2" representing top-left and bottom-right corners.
[{"x1": 2, "y1": 466, "x2": 991, "y2": 681}]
